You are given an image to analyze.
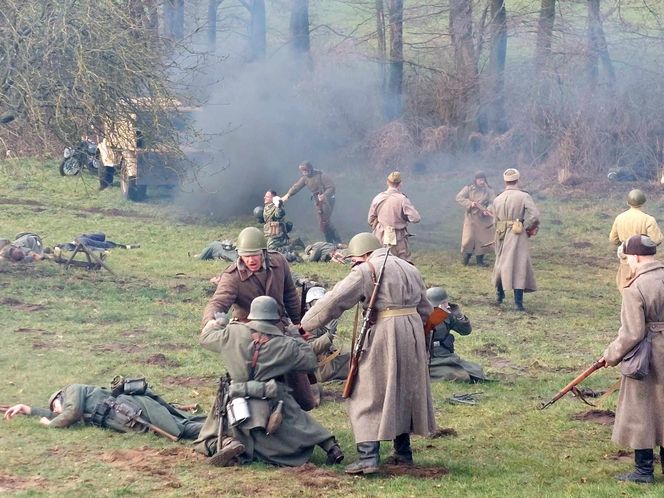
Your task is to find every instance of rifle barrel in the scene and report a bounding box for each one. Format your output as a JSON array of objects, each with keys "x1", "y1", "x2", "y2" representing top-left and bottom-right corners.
[{"x1": 539, "y1": 358, "x2": 605, "y2": 410}]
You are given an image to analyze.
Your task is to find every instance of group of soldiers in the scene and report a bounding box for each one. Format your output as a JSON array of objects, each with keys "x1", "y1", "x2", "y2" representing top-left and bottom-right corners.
[{"x1": 4, "y1": 161, "x2": 664, "y2": 484}]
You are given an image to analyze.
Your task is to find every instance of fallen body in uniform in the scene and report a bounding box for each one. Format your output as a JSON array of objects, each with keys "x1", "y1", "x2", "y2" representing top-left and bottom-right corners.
[
  {"x1": 3, "y1": 377, "x2": 205, "y2": 441},
  {"x1": 0, "y1": 233, "x2": 51, "y2": 262}
]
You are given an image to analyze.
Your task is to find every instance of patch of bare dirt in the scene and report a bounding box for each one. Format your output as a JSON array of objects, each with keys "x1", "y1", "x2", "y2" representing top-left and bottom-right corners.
[
  {"x1": 81, "y1": 207, "x2": 154, "y2": 219},
  {"x1": 1, "y1": 297, "x2": 47, "y2": 312},
  {"x1": 121, "y1": 328, "x2": 148, "y2": 338},
  {"x1": 0, "y1": 197, "x2": 45, "y2": 207},
  {"x1": 281, "y1": 463, "x2": 351, "y2": 491},
  {"x1": 145, "y1": 353, "x2": 180, "y2": 368},
  {"x1": 321, "y1": 389, "x2": 345, "y2": 403},
  {"x1": 381, "y1": 464, "x2": 449, "y2": 478},
  {"x1": 172, "y1": 284, "x2": 188, "y2": 293},
  {"x1": 0, "y1": 473, "x2": 48, "y2": 492},
  {"x1": 162, "y1": 375, "x2": 216, "y2": 388},
  {"x1": 32, "y1": 341, "x2": 51, "y2": 350},
  {"x1": 91, "y1": 343, "x2": 143, "y2": 354},
  {"x1": 159, "y1": 343, "x2": 189, "y2": 351},
  {"x1": 430, "y1": 427, "x2": 458, "y2": 439},
  {"x1": 604, "y1": 449, "x2": 632, "y2": 462},
  {"x1": 550, "y1": 219, "x2": 563, "y2": 225},
  {"x1": 473, "y1": 341, "x2": 508, "y2": 357},
  {"x1": 15, "y1": 327, "x2": 53, "y2": 335},
  {"x1": 572, "y1": 241, "x2": 592, "y2": 249},
  {"x1": 571, "y1": 409, "x2": 615, "y2": 426}
]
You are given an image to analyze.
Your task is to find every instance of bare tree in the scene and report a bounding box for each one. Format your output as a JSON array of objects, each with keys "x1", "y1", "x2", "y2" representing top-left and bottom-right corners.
[
  {"x1": 384, "y1": 0, "x2": 404, "y2": 119},
  {"x1": 487, "y1": 0, "x2": 507, "y2": 132},
  {"x1": 535, "y1": 0, "x2": 555, "y2": 73},
  {"x1": 290, "y1": 0, "x2": 310, "y2": 55},
  {"x1": 208, "y1": 0, "x2": 224, "y2": 53},
  {"x1": 586, "y1": 0, "x2": 615, "y2": 89},
  {"x1": 241, "y1": 0, "x2": 266, "y2": 61},
  {"x1": 164, "y1": 0, "x2": 185, "y2": 40}
]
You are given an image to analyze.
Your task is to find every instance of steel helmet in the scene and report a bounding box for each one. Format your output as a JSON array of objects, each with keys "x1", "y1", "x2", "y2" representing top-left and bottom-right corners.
[
  {"x1": 426, "y1": 287, "x2": 448, "y2": 307},
  {"x1": 306, "y1": 286, "x2": 326, "y2": 304},
  {"x1": 347, "y1": 232, "x2": 381, "y2": 257},
  {"x1": 253, "y1": 206, "x2": 265, "y2": 223},
  {"x1": 627, "y1": 189, "x2": 646, "y2": 207},
  {"x1": 247, "y1": 296, "x2": 280, "y2": 321},
  {"x1": 236, "y1": 227, "x2": 267, "y2": 256}
]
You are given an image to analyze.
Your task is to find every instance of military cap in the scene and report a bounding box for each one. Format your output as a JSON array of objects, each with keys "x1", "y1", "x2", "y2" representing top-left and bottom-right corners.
[
  {"x1": 623, "y1": 234, "x2": 657, "y2": 256},
  {"x1": 503, "y1": 168, "x2": 520, "y2": 182},
  {"x1": 387, "y1": 171, "x2": 402, "y2": 184},
  {"x1": 474, "y1": 171, "x2": 487, "y2": 180}
]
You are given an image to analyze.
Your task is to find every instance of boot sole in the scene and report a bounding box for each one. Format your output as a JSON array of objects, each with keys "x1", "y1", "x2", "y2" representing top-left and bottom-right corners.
[
  {"x1": 209, "y1": 443, "x2": 245, "y2": 467},
  {"x1": 345, "y1": 465, "x2": 379, "y2": 475}
]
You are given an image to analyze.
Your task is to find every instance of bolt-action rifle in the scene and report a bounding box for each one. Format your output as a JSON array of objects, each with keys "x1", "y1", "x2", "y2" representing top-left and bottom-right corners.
[{"x1": 539, "y1": 357, "x2": 606, "y2": 409}]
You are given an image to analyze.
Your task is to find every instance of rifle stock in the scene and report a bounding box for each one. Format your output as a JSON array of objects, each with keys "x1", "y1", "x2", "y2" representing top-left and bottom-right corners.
[
  {"x1": 539, "y1": 357, "x2": 606, "y2": 409},
  {"x1": 341, "y1": 248, "x2": 391, "y2": 399}
]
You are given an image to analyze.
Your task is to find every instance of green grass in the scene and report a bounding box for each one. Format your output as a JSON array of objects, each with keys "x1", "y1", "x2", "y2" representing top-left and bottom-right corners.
[{"x1": 1, "y1": 159, "x2": 662, "y2": 496}]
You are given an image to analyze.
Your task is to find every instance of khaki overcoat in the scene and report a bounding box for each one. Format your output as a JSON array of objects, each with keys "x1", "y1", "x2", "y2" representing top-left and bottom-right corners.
[
  {"x1": 492, "y1": 185, "x2": 539, "y2": 292},
  {"x1": 367, "y1": 187, "x2": 421, "y2": 260},
  {"x1": 301, "y1": 248, "x2": 436, "y2": 443},
  {"x1": 201, "y1": 251, "x2": 300, "y2": 327},
  {"x1": 603, "y1": 261, "x2": 664, "y2": 449},
  {"x1": 455, "y1": 184, "x2": 495, "y2": 256},
  {"x1": 196, "y1": 321, "x2": 334, "y2": 466},
  {"x1": 608, "y1": 207, "x2": 663, "y2": 292}
]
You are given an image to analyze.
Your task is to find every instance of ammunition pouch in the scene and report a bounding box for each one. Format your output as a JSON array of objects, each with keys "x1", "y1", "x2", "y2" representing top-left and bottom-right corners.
[
  {"x1": 90, "y1": 397, "x2": 145, "y2": 434},
  {"x1": 266, "y1": 221, "x2": 283, "y2": 237}
]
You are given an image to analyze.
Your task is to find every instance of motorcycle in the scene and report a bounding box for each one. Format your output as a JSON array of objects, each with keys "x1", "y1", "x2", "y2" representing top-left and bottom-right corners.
[{"x1": 59, "y1": 139, "x2": 102, "y2": 176}]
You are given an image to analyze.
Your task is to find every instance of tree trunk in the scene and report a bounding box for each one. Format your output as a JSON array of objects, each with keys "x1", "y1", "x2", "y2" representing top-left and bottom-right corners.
[
  {"x1": 488, "y1": 0, "x2": 507, "y2": 132},
  {"x1": 208, "y1": 0, "x2": 218, "y2": 53},
  {"x1": 247, "y1": 0, "x2": 266, "y2": 61},
  {"x1": 290, "y1": 0, "x2": 310, "y2": 55},
  {"x1": 164, "y1": 0, "x2": 184, "y2": 41},
  {"x1": 535, "y1": 0, "x2": 555, "y2": 73},
  {"x1": 586, "y1": 0, "x2": 615, "y2": 89},
  {"x1": 449, "y1": 0, "x2": 480, "y2": 140},
  {"x1": 384, "y1": 0, "x2": 403, "y2": 120}
]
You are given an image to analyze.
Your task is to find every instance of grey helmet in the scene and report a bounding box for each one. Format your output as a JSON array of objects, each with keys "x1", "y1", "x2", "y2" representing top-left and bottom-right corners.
[
  {"x1": 426, "y1": 287, "x2": 448, "y2": 307},
  {"x1": 306, "y1": 286, "x2": 326, "y2": 304},
  {"x1": 253, "y1": 206, "x2": 265, "y2": 223},
  {"x1": 247, "y1": 296, "x2": 280, "y2": 321}
]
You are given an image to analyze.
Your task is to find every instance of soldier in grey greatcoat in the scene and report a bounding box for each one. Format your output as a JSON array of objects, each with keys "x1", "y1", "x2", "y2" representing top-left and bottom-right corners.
[
  {"x1": 492, "y1": 168, "x2": 540, "y2": 311},
  {"x1": 602, "y1": 235, "x2": 664, "y2": 484},
  {"x1": 455, "y1": 171, "x2": 495, "y2": 266},
  {"x1": 301, "y1": 233, "x2": 436, "y2": 475},
  {"x1": 195, "y1": 296, "x2": 344, "y2": 467}
]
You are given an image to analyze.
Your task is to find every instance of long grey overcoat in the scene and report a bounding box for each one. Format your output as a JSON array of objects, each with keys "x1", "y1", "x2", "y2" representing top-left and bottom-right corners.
[
  {"x1": 455, "y1": 184, "x2": 495, "y2": 256},
  {"x1": 301, "y1": 248, "x2": 436, "y2": 443},
  {"x1": 492, "y1": 185, "x2": 540, "y2": 291},
  {"x1": 603, "y1": 261, "x2": 664, "y2": 449}
]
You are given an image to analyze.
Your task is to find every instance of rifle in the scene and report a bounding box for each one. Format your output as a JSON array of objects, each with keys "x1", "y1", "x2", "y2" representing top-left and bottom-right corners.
[
  {"x1": 110, "y1": 399, "x2": 179, "y2": 441},
  {"x1": 539, "y1": 357, "x2": 606, "y2": 409},
  {"x1": 424, "y1": 307, "x2": 450, "y2": 364},
  {"x1": 216, "y1": 373, "x2": 231, "y2": 453},
  {"x1": 342, "y1": 248, "x2": 391, "y2": 399}
]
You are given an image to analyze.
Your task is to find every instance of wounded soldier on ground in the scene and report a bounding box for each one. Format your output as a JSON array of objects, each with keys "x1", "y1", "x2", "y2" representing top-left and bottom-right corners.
[
  {"x1": 0, "y1": 233, "x2": 51, "y2": 262},
  {"x1": 4, "y1": 379, "x2": 205, "y2": 440},
  {"x1": 305, "y1": 286, "x2": 350, "y2": 383},
  {"x1": 55, "y1": 232, "x2": 139, "y2": 253},
  {"x1": 195, "y1": 296, "x2": 344, "y2": 467},
  {"x1": 302, "y1": 241, "x2": 347, "y2": 263},
  {"x1": 426, "y1": 287, "x2": 486, "y2": 383}
]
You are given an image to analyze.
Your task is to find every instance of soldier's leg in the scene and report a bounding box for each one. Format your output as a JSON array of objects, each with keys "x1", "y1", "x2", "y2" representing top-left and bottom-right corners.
[
  {"x1": 462, "y1": 253, "x2": 472, "y2": 266},
  {"x1": 496, "y1": 280, "x2": 505, "y2": 304},
  {"x1": 318, "y1": 436, "x2": 344, "y2": 465},
  {"x1": 209, "y1": 436, "x2": 246, "y2": 467},
  {"x1": 318, "y1": 201, "x2": 341, "y2": 243},
  {"x1": 384, "y1": 433, "x2": 413, "y2": 465},
  {"x1": 475, "y1": 255, "x2": 488, "y2": 267},
  {"x1": 514, "y1": 289, "x2": 525, "y2": 311},
  {"x1": 345, "y1": 441, "x2": 380, "y2": 475},
  {"x1": 616, "y1": 448, "x2": 654, "y2": 484},
  {"x1": 660, "y1": 446, "x2": 664, "y2": 474}
]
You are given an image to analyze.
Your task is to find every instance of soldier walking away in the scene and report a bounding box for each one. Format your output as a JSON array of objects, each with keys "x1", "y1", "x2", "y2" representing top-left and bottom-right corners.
[
  {"x1": 304, "y1": 286, "x2": 351, "y2": 383},
  {"x1": 492, "y1": 168, "x2": 540, "y2": 312},
  {"x1": 281, "y1": 161, "x2": 341, "y2": 244},
  {"x1": 4, "y1": 381, "x2": 205, "y2": 440},
  {"x1": 455, "y1": 171, "x2": 495, "y2": 267},
  {"x1": 609, "y1": 189, "x2": 662, "y2": 293},
  {"x1": 425, "y1": 287, "x2": 486, "y2": 382},
  {"x1": 601, "y1": 235, "x2": 664, "y2": 484},
  {"x1": 195, "y1": 296, "x2": 344, "y2": 467},
  {"x1": 367, "y1": 171, "x2": 421, "y2": 261},
  {"x1": 301, "y1": 233, "x2": 436, "y2": 475}
]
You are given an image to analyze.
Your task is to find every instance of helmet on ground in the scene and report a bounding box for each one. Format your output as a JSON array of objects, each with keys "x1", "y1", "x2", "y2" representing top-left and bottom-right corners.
[
  {"x1": 253, "y1": 206, "x2": 265, "y2": 223},
  {"x1": 236, "y1": 227, "x2": 267, "y2": 256},
  {"x1": 627, "y1": 189, "x2": 646, "y2": 207},
  {"x1": 306, "y1": 286, "x2": 326, "y2": 304},
  {"x1": 426, "y1": 287, "x2": 448, "y2": 307},
  {"x1": 347, "y1": 232, "x2": 381, "y2": 257},
  {"x1": 48, "y1": 390, "x2": 63, "y2": 410},
  {"x1": 247, "y1": 296, "x2": 280, "y2": 321}
]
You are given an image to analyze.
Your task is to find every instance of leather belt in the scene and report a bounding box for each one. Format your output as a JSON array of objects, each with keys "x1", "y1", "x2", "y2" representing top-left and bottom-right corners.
[{"x1": 376, "y1": 307, "x2": 417, "y2": 320}]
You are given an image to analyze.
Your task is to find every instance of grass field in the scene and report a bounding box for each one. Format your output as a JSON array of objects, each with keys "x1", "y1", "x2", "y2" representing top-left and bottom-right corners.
[{"x1": 1, "y1": 159, "x2": 663, "y2": 497}]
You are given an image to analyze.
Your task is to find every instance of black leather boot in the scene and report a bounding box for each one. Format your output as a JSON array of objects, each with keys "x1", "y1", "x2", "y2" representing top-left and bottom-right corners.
[
  {"x1": 496, "y1": 283, "x2": 505, "y2": 304},
  {"x1": 660, "y1": 446, "x2": 664, "y2": 474},
  {"x1": 344, "y1": 442, "x2": 380, "y2": 475},
  {"x1": 514, "y1": 289, "x2": 525, "y2": 311},
  {"x1": 462, "y1": 253, "x2": 472, "y2": 266},
  {"x1": 384, "y1": 433, "x2": 413, "y2": 465},
  {"x1": 616, "y1": 448, "x2": 655, "y2": 484},
  {"x1": 476, "y1": 255, "x2": 488, "y2": 267},
  {"x1": 320, "y1": 437, "x2": 344, "y2": 465}
]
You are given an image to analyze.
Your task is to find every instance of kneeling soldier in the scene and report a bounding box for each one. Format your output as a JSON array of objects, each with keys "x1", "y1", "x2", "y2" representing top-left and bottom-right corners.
[{"x1": 195, "y1": 296, "x2": 344, "y2": 467}]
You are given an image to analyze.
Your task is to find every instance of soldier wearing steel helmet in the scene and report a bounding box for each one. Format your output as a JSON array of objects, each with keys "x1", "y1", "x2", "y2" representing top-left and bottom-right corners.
[
  {"x1": 301, "y1": 232, "x2": 435, "y2": 475},
  {"x1": 609, "y1": 189, "x2": 662, "y2": 293},
  {"x1": 201, "y1": 227, "x2": 300, "y2": 328},
  {"x1": 492, "y1": 168, "x2": 540, "y2": 311},
  {"x1": 196, "y1": 296, "x2": 344, "y2": 467}
]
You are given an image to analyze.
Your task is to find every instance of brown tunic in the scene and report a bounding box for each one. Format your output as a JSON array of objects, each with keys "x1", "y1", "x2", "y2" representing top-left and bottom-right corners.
[
  {"x1": 201, "y1": 251, "x2": 300, "y2": 327},
  {"x1": 492, "y1": 185, "x2": 539, "y2": 292},
  {"x1": 603, "y1": 261, "x2": 664, "y2": 449},
  {"x1": 367, "y1": 187, "x2": 421, "y2": 260},
  {"x1": 455, "y1": 184, "x2": 495, "y2": 256},
  {"x1": 301, "y1": 248, "x2": 436, "y2": 443},
  {"x1": 285, "y1": 170, "x2": 339, "y2": 242}
]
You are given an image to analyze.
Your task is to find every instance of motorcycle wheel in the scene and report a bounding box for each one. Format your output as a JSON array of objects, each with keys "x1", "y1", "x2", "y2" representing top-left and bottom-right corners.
[
  {"x1": 88, "y1": 157, "x2": 102, "y2": 173},
  {"x1": 59, "y1": 157, "x2": 82, "y2": 176}
]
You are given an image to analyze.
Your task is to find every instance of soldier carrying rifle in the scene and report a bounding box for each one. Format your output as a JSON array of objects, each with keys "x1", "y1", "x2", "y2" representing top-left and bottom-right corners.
[{"x1": 301, "y1": 232, "x2": 436, "y2": 475}]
